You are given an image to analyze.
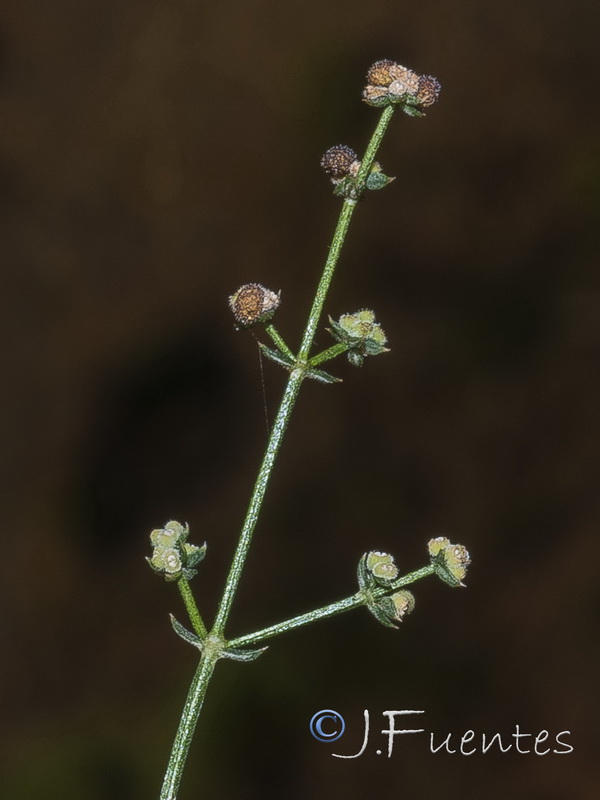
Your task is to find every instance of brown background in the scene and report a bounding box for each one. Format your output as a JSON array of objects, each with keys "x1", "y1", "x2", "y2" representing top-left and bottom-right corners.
[{"x1": 1, "y1": 1, "x2": 598, "y2": 798}]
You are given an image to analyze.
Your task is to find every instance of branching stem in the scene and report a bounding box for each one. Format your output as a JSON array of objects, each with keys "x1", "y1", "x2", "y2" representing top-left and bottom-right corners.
[
  {"x1": 228, "y1": 564, "x2": 435, "y2": 649},
  {"x1": 160, "y1": 103, "x2": 397, "y2": 799}
]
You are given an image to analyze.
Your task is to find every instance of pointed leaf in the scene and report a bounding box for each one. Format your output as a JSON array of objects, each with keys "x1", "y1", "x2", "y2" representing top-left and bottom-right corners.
[
  {"x1": 259, "y1": 343, "x2": 295, "y2": 369},
  {"x1": 357, "y1": 553, "x2": 371, "y2": 591},
  {"x1": 431, "y1": 552, "x2": 465, "y2": 587},
  {"x1": 223, "y1": 645, "x2": 269, "y2": 662},
  {"x1": 306, "y1": 366, "x2": 342, "y2": 384},
  {"x1": 170, "y1": 614, "x2": 203, "y2": 650},
  {"x1": 184, "y1": 542, "x2": 207, "y2": 569},
  {"x1": 366, "y1": 598, "x2": 398, "y2": 629}
]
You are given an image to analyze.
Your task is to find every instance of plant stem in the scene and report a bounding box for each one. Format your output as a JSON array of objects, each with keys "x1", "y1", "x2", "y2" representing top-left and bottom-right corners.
[
  {"x1": 214, "y1": 107, "x2": 397, "y2": 636},
  {"x1": 228, "y1": 564, "x2": 435, "y2": 648},
  {"x1": 160, "y1": 653, "x2": 217, "y2": 800},
  {"x1": 177, "y1": 578, "x2": 207, "y2": 639},
  {"x1": 212, "y1": 371, "x2": 304, "y2": 634},
  {"x1": 356, "y1": 103, "x2": 395, "y2": 184},
  {"x1": 159, "y1": 103, "x2": 399, "y2": 798},
  {"x1": 308, "y1": 342, "x2": 349, "y2": 366},
  {"x1": 298, "y1": 104, "x2": 395, "y2": 362},
  {"x1": 264, "y1": 323, "x2": 295, "y2": 360}
]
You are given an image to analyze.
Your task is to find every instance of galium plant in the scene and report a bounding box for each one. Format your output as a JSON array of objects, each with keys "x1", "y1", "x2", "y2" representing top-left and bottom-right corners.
[{"x1": 147, "y1": 59, "x2": 470, "y2": 799}]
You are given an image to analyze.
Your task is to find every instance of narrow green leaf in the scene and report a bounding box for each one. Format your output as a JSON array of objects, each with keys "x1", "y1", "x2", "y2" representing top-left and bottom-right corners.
[
  {"x1": 306, "y1": 366, "x2": 342, "y2": 384},
  {"x1": 258, "y1": 343, "x2": 295, "y2": 370},
  {"x1": 222, "y1": 645, "x2": 268, "y2": 662},
  {"x1": 170, "y1": 614, "x2": 203, "y2": 650}
]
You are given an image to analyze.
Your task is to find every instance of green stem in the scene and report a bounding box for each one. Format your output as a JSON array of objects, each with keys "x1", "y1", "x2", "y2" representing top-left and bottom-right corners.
[
  {"x1": 264, "y1": 323, "x2": 295, "y2": 360},
  {"x1": 160, "y1": 653, "x2": 217, "y2": 800},
  {"x1": 212, "y1": 371, "x2": 304, "y2": 634},
  {"x1": 297, "y1": 104, "x2": 395, "y2": 362},
  {"x1": 177, "y1": 578, "x2": 207, "y2": 639},
  {"x1": 228, "y1": 564, "x2": 435, "y2": 648},
  {"x1": 214, "y1": 107, "x2": 397, "y2": 636},
  {"x1": 308, "y1": 342, "x2": 349, "y2": 367},
  {"x1": 159, "y1": 103, "x2": 399, "y2": 798},
  {"x1": 356, "y1": 104, "x2": 395, "y2": 184}
]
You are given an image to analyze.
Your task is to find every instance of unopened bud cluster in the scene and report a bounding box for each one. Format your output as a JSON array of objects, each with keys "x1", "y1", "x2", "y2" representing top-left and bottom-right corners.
[
  {"x1": 147, "y1": 520, "x2": 206, "y2": 582},
  {"x1": 428, "y1": 536, "x2": 471, "y2": 587},
  {"x1": 363, "y1": 59, "x2": 441, "y2": 117},
  {"x1": 328, "y1": 309, "x2": 389, "y2": 366},
  {"x1": 229, "y1": 283, "x2": 281, "y2": 328}
]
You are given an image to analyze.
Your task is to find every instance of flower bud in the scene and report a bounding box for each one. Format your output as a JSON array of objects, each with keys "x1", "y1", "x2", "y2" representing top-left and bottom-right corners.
[
  {"x1": 366, "y1": 589, "x2": 416, "y2": 628},
  {"x1": 328, "y1": 309, "x2": 389, "y2": 366},
  {"x1": 229, "y1": 283, "x2": 281, "y2": 328},
  {"x1": 428, "y1": 536, "x2": 471, "y2": 586},
  {"x1": 147, "y1": 520, "x2": 206, "y2": 581},
  {"x1": 149, "y1": 546, "x2": 183, "y2": 580},
  {"x1": 391, "y1": 589, "x2": 415, "y2": 621},
  {"x1": 388, "y1": 69, "x2": 419, "y2": 99},
  {"x1": 150, "y1": 520, "x2": 188, "y2": 548},
  {"x1": 320, "y1": 145, "x2": 360, "y2": 181},
  {"x1": 366, "y1": 550, "x2": 399, "y2": 584},
  {"x1": 363, "y1": 59, "x2": 440, "y2": 116},
  {"x1": 416, "y1": 74, "x2": 441, "y2": 108},
  {"x1": 366, "y1": 59, "x2": 397, "y2": 86}
]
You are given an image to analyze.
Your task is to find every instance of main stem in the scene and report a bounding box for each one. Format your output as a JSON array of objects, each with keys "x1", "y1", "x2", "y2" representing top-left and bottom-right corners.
[
  {"x1": 214, "y1": 105, "x2": 395, "y2": 634},
  {"x1": 160, "y1": 104, "x2": 396, "y2": 799},
  {"x1": 160, "y1": 653, "x2": 217, "y2": 800}
]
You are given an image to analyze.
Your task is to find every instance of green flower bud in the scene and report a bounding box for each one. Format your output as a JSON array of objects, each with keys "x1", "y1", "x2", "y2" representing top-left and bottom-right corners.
[
  {"x1": 366, "y1": 550, "x2": 399, "y2": 584},
  {"x1": 428, "y1": 536, "x2": 471, "y2": 587},
  {"x1": 391, "y1": 590, "x2": 415, "y2": 621},
  {"x1": 147, "y1": 520, "x2": 206, "y2": 582},
  {"x1": 150, "y1": 520, "x2": 188, "y2": 548},
  {"x1": 149, "y1": 546, "x2": 183, "y2": 580},
  {"x1": 328, "y1": 309, "x2": 389, "y2": 366},
  {"x1": 366, "y1": 589, "x2": 415, "y2": 628}
]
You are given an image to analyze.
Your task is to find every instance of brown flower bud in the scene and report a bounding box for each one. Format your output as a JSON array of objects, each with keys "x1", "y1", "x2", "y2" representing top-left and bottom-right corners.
[
  {"x1": 416, "y1": 74, "x2": 441, "y2": 107},
  {"x1": 362, "y1": 84, "x2": 390, "y2": 105},
  {"x1": 366, "y1": 59, "x2": 396, "y2": 87},
  {"x1": 320, "y1": 145, "x2": 359, "y2": 180},
  {"x1": 229, "y1": 283, "x2": 280, "y2": 328},
  {"x1": 388, "y1": 67, "x2": 420, "y2": 98}
]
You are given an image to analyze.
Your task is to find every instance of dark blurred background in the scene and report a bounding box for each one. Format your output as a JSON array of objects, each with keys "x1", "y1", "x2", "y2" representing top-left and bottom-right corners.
[{"x1": 1, "y1": 1, "x2": 598, "y2": 798}]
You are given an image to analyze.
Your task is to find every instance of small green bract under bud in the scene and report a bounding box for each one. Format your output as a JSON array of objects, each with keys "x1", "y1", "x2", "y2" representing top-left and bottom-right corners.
[{"x1": 229, "y1": 283, "x2": 281, "y2": 328}]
